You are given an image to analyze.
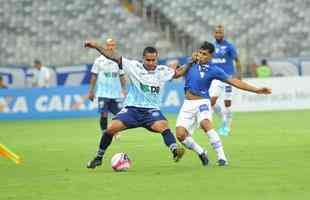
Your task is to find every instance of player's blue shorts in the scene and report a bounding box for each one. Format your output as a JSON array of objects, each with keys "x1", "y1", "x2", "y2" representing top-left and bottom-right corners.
[
  {"x1": 113, "y1": 106, "x2": 167, "y2": 130},
  {"x1": 98, "y1": 97, "x2": 122, "y2": 115}
]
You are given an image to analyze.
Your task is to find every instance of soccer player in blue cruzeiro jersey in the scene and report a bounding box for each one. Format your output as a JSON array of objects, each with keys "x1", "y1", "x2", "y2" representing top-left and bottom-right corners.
[
  {"x1": 174, "y1": 41, "x2": 271, "y2": 166},
  {"x1": 84, "y1": 39, "x2": 186, "y2": 169},
  {"x1": 87, "y1": 38, "x2": 127, "y2": 136},
  {"x1": 210, "y1": 25, "x2": 243, "y2": 136}
]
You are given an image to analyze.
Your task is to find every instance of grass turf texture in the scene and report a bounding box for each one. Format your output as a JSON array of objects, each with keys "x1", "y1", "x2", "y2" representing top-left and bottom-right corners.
[{"x1": 1, "y1": 110, "x2": 310, "y2": 200}]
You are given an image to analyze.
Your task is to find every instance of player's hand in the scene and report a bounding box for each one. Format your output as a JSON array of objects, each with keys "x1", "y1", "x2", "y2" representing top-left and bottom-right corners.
[
  {"x1": 84, "y1": 40, "x2": 97, "y2": 49},
  {"x1": 87, "y1": 91, "x2": 95, "y2": 101},
  {"x1": 255, "y1": 87, "x2": 272, "y2": 94},
  {"x1": 191, "y1": 51, "x2": 199, "y2": 63}
]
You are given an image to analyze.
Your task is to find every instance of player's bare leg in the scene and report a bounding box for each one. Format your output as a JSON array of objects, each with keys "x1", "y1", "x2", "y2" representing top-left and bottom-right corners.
[{"x1": 87, "y1": 120, "x2": 127, "y2": 169}]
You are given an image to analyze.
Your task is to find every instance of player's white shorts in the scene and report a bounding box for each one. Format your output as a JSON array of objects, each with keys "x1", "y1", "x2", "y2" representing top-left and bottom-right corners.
[
  {"x1": 209, "y1": 79, "x2": 233, "y2": 100},
  {"x1": 176, "y1": 99, "x2": 212, "y2": 135}
]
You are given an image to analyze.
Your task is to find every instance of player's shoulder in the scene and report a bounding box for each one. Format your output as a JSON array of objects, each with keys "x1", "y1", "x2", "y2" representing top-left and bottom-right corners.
[
  {"x1": 122, "y1": 57, "x2": 139, "y2": 65},
  {"x1": 41, "y1": 66, "x2": 50, "y2": 72},
  {"x1": 209, "y1": 62, "x2": 223, "y2": 72},
  {"x1": 94, "y1": 55, "x2": 107, "y2": 63},
  {"x1": 122, "y1": 58, "x2": 145, "y2": 70},
  {"x1": 96, "y1": 55, "x2": 106, "y2": 61},
  {"x1": 223, "y1": 39, "x2": 236, "y2": 48}
]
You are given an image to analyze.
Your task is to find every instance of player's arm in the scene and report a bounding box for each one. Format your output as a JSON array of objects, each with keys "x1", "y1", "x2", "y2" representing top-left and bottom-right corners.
[
  {"x1": 120, "y1": 74, "x2": 127, "y2": 97},
  {"x1": 84, "y1": 40, "x2": 121, "y2": 64},
  {"x1": 43, "y1": 69, "x2": 51, "y2": 87},
  {"x1": 87, "y1": 73, "x2": 97, "y2": 101},
  {"x1": 174, "y1": 62, "x2": 193, "y2": 78},
  {"x1": 225, "y1": 78, "x2": 272, "y2": 94},
  {"x1": 174, "y1": 51, "x2": 198, "y2": 78}
]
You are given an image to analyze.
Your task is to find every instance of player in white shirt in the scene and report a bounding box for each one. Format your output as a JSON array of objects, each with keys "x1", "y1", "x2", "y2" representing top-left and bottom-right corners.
[
  {"x1": 84, "y1": 40, "x2": 185, "y2": 169},
  {"x1": 33, "y1": 59, "x2": 51, "y2": 88},
  {"x1": 87, "y1": 38, "x2": 127, "y2": 134}
]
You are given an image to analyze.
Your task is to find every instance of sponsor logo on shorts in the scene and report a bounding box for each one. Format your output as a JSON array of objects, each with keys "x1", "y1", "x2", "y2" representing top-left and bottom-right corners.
[
  {"x1": 199, "y1": 104, "x2": 209, "y2": 112},
  {"x1": 99, "y1": 100, "x2": 105, "y2": 108},
  {"x1": 119, "y1": 108, "x2": 128, "y2": 114},
  {"x1": 151, "y1": 111, "x2": 160, "y2": 117},
  {"x1": 225, "y1": 86, "x2": 232, "y2": 92}
]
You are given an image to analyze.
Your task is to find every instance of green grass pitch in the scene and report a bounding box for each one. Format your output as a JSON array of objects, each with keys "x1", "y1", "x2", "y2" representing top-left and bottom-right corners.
[{"x1": 1, "y1": 110, "x2": 310, "y2": 200}]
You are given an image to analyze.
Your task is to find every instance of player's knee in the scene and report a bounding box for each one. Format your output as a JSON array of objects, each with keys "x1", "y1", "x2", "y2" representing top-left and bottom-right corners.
[
  {"x1": 150, "y1": 120, "x2": 168, "y2": 133},
  {"x1": 211, "y1": 97, "x2": 218, "y2": 106},
  {"x1": 224, "y1": 100, "x2": 232, "y2": 107},
  {"x1": 106, "y1": 120, "x2": 126, "y2": 135},
  {"x1": 101, "y1": 112, "x2": 108, "y2": 118},
  {"x1": 200, "y1": 119, "x2": 213, "y2": 132},
  {"x1": 176, "y1": 127, "x2": 188, "y2": 142}
]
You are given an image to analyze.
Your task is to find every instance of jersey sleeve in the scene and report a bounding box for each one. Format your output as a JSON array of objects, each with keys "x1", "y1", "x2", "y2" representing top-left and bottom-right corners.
[
  {"x1": 121, "y1": 57, "x2": 135, "y2": 74},
  {"x1": 213, "y1": 66, "x2": 230, "y2": 82},
  {"x1": 91, "y1": 57, "x2": 102, "y2": 74},
  {"x1": 229, "y1": 44, "x2": 238, "y2": 60},
  {"x1": 160, "y1": 65, "x2": 175, "y2": 81}
]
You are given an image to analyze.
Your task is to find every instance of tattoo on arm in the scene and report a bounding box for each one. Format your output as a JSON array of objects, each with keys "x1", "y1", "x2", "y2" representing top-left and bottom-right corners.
[
  {"x1": 174, "y1": 62, "x2": 194, "y2": 78},
  {"x1": 95, "y1": 46, "x2": 121, "y2": 64}
]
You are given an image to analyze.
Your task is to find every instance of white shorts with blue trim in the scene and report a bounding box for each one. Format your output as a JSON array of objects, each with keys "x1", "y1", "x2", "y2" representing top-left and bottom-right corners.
[
  {"x1": 176, "y1": 99, "x2": 212, "y2": 135},
  {"x1": 209, "y1": 80, "x2": 233, "y2": 100}
]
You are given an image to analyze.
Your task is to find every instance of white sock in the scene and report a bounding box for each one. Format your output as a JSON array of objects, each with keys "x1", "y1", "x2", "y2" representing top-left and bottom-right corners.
[
  {"x1": 223, "y1": 107, "x2": 232, "y2": 128},
  {"x1": 213, "y1": 104, "x2": 223, "y2": 120},
  {"x1": 207, "y1": 129, "x2": 227, "y2": 160},
  {"x1": 181, "y1": 136, "x2": 205, "y2": 155}
]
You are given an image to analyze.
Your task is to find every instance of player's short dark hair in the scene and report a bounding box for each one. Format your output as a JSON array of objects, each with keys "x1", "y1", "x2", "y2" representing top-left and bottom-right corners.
[
  {"x1": 34, "y1": 59, "x2": 41, "y2": 65},
  {"x1": 143, "y1": 46, "x2": 158, "y2": 56},
  {"x1": 199, "y1": 41, "x2": 215, "y2": 54}
]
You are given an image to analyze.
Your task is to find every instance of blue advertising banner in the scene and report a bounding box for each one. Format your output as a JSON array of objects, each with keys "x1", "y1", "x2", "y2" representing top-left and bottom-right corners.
[
  {"x1": 0, "y1": 82, "x2": 185, "y2": 120},
  {"x1": 0, "y1": 86, "x2": 97, "y2": 120}
]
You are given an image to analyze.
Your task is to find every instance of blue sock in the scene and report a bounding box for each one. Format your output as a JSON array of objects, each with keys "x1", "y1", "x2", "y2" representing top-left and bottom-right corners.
[
  {"x1": 97, "y1": 131, "x2": 113, "y2": 158},
  {"x1": 161, "y1": 129, "x2": 177, "y2": 152}
]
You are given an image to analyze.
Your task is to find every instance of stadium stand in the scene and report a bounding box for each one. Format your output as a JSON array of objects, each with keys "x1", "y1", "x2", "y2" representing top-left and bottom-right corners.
[
  {"x1": 143, "y1": 0, "x2": 310, "y2": 63},
  {"x1": 0, "y1": 0, "x2": 309, "y2": 70},
  {"x1": 0, "y1": 0, "x2": 182, "y2": 66}
]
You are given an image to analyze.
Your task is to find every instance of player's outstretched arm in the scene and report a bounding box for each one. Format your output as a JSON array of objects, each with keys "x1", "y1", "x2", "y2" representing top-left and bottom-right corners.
[
  {"x1": 174, "y1": 51, "x2": 198, "y2": 78},
  {"x1": 174, "y1": 62, "x2": 193, "y2": 78},
  {"x1": 84, "y1": 40, "x2": 121, "y2": 64},
  {"x1": 225, "y1": 78, "x2": 272, "y2": 94}
]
